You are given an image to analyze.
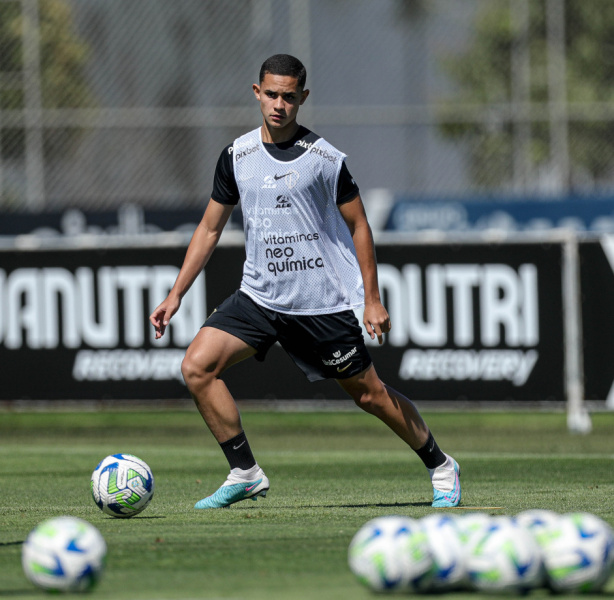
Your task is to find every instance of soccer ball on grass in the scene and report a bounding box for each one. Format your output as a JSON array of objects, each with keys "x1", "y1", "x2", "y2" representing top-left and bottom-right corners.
[
  {"x1": 348, "y1": 515, "x2": 435, "y2": 592},
  {"x1": 420, "y1": 513, "x2": 467, "y2": 592},
  {"x1": 22, "y1": 516, "x2": 106, "y2": 592},
  {"x1": 91, "y1": 453, "x2": 154, "y2": 518},
  {"x1": 535, "y1": 512, "x2": 614, "y2": 593},
  {"x1": 465, "y1": 515, "x2": 545, "y2": 594},
  {"x1": 515, "y1": 508, "x2": 561, "y2": 536}
]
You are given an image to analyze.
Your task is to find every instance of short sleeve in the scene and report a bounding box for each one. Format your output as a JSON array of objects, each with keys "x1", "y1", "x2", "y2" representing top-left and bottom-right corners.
[
  {"x1": 336, "y1": 161, "x2": 360, "y2": 205},
  {"x1": 211, "y1": 144, "x2": 240, "y2": 205}
]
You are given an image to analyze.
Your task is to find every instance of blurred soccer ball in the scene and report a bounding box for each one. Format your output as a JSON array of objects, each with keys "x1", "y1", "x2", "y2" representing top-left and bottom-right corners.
[
  {"x1": 348, "y1": 515, "x2": 435, "y2": 592},
  {"x1": 22, "y1": 516, "x2": 106, "y2": 592},
  {"x1": 420, "y1": 513, "x2": 467, "y2": 592},
  {"x1": 91, "y1": 453, "x2": 154, "y2": 518},
  {"x1": 515, "y1": 508, "x2": 561, "y2": 536},
  {"x1": 466, "y1": 515, "x2": 545, "y2": 594},
  {"x1": 456, "y1": 512, "x2": 493, "y2": 548},
  {"x1": 535, "y1": 512, "x2": 614, "y2": 593}
]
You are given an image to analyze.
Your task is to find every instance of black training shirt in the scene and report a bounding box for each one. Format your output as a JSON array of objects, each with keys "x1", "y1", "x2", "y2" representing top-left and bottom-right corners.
[{"x1": 211, "y1": 126, "x2": 360, "y2": 206}]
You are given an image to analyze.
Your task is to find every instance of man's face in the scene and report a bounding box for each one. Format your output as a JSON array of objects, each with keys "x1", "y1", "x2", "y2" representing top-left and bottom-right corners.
[{"x1": 253, "y1": 73, "x2": 309, "y2": 131}]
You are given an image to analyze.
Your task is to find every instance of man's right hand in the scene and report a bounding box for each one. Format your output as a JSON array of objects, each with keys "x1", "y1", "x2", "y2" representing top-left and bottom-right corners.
[{"x1": 149, "y1": 295, "x2": 181, "y2": 339}]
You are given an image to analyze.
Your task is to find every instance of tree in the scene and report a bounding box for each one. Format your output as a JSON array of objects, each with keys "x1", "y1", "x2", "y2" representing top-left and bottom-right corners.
[
  {"x1": 439, "y1": 0, "x2": 614, "y2": 191},
  {"x1": 0, "y1": 0, "x2": 94, "y2": 160}
]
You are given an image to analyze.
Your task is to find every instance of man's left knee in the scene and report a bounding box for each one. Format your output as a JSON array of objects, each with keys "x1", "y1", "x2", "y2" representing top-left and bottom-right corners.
[{"x1": 350, "y1": 380, "x2": 387, "y2": 411}]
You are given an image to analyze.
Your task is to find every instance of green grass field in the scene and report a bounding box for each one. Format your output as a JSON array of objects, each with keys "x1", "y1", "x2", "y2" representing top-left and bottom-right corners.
[{"x1": 1, "y1": 408, "x2": 614, "y2": 599}]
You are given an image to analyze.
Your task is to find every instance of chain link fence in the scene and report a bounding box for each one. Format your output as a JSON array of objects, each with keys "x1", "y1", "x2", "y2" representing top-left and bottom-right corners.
[{"x1": 1, "y1": 0, "x2": 614, "y2": 214}]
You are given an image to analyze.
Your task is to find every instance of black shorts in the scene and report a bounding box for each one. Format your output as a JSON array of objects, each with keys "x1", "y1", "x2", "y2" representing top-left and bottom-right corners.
[{"x1": 204, "y1": 290, "x2": 372, "y2": 382}]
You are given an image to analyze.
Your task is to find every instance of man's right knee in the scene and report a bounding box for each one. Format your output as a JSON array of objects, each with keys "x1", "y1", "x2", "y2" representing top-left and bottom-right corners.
[
  {"x1": 181, "y1": 349, "x2": 218, "y2": 391},
  {"x1": 181, "y1": 327, "x2": 256, "y2": 392}
]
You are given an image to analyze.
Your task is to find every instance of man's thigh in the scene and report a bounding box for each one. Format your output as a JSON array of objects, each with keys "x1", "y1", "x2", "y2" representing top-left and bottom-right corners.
[{"x1": 184, "y1": 326, "x2": 257, "y2": 374}]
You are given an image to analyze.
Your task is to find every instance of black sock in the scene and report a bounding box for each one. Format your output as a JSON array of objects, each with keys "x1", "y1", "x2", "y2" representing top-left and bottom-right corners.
[
  {"x1": 415, "y1": 431, "x2": 447, "y2": 469},
  {"x1": 219, "y1": 431, "x2": 257, "y2": 471}
]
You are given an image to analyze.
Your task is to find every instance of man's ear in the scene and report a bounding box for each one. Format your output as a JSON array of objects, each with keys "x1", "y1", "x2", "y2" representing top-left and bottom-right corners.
[
  {"x1": 300, "y1": 89, "x2": 310, "y2": 105},
  {"x1": 253, "y1": 83, "x2": 261, "y2": 100}
]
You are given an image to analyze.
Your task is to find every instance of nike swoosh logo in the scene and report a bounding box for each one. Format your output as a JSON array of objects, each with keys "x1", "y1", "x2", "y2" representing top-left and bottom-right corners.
[
  {"x1": 273, "y1": 172, "x2": 293, "y2": 180},
  {"x1": 337, "y1": 362, "x2": 352, "y2": 373},
  {"x1": 233, "y1": 441, "x2": 245, "y2": 450},
  {"x1": 245, "y1": 480, "x2": 262, "y2": 492}
]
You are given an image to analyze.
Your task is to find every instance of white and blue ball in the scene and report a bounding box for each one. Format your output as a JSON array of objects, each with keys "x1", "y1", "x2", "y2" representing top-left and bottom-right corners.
[
  {"x1": 348, "y1": 515, "x2": 435, "y2": 592},
  {"x1": 420, "y1": 513, "x2": 467, "y2": 592},
  {"x1": 91, "y1": 453, "x2": 154, "y2": 518},
  {"x1": 22, "y1": 516, "x2": 106, "y2": 592},
  {"x1": 456, "y1": 512, "x2": 493, "y2": 548},
  {"x1": 515, "y1": 508, "x2": 561, "y2": 537},
  {"x1": 465, "y1": 515, "x2": 544, "y2": 594},
  {"x1": 535, "y1": 512, "x2": 614, "y2": 593}
]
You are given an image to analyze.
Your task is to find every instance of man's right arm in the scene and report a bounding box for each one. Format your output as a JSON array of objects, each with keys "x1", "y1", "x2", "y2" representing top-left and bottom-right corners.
[{"x1": 149, "y1": 199, "x2": 234, "y2": 339}]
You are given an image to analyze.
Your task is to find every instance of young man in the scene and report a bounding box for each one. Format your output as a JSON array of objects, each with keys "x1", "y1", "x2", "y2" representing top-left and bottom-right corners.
[{"x1": 149, "y1": 54, "x2": 461, "y2": 509}]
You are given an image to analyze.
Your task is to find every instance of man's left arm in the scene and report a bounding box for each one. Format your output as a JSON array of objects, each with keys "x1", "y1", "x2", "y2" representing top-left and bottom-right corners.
[{"x1": 339, "y1": 195, "x2": 391, "y2": 345}]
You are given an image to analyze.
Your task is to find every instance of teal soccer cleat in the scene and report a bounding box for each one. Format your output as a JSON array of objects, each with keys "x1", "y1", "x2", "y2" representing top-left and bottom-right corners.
[
  {"x1": 194, "y1": 467, "x2": 269, "y2": 509},
  {"x1": 429, "y1": 454, "x2": 461, "y2": 508}
]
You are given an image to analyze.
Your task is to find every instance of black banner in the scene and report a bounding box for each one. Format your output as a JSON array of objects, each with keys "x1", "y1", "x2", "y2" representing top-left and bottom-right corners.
[
  {"x1": 0, "y1": 241, "x2": 574, "y2": 401},
  {"x1": 363, "y1": 243, "x2": 565, "y2": 401},
  {"x1": 580, "y1": 240, "x2": 614, "y2": 401},
  {"x1": 0, "y1": 247, "x2": 215, "y2": 400}
]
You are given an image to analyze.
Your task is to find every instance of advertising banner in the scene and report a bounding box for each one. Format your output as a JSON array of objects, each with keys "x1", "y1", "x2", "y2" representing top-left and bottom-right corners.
[
  {"x1": 358, "y1": 243, "x2": 565, "y2": 402},
  {"x1": 385, "y1": 196, "x2": 614, "y2": 234},
  {"x1": 0, "y1": 241, "x2": 570, "y2": 402},
  {"x1": 581, "y1": 238, "x2": 614, "y2": 402},
  {"x1": 0, "y1": 247, "x2": 217, "y2": 400}
]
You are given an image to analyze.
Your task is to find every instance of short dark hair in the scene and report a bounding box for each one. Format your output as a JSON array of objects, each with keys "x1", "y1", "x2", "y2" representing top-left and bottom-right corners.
[{"x1": 259, "y1": 54, "x2": 307, "y2": 88}]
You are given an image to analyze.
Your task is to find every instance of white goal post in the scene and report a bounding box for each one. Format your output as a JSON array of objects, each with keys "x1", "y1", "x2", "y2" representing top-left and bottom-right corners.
[{"x1": 561, "y1": 233, "x2": 592, "y2": 433}]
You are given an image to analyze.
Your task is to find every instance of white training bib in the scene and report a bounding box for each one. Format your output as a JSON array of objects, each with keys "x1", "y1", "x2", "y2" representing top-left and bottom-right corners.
[{"x1": 233, "y1": 127, "x2": 364, "y2": 315}]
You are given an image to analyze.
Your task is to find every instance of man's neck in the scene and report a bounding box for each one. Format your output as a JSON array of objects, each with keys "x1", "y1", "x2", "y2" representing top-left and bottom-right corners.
[{"x1": 261, "y1": 120, "x2": 300, "y2": 144}]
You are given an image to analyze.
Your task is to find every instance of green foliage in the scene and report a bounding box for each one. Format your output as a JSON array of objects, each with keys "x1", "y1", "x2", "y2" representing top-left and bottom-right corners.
[
  {"x1": 0, "y1": 0, "x2": 94, "y2": 160},
  {"x1": 1, "y1": 409, "x2": 613, "y2": 599},
  {"x1": 439, "y1": 0, "x2": 614, "y2": 187}
]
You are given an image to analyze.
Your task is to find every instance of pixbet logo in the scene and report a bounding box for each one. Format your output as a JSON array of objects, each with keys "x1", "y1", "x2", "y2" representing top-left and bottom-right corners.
[
  {"x1": 309, "y1": 146, "x2": 337, "y2": 163},
  {"x1": 295, "y1": 139, "x2": 314, "y2": 151},
  {"x1": 234, "y1": 145, "x2": 259, "y2": 161}
]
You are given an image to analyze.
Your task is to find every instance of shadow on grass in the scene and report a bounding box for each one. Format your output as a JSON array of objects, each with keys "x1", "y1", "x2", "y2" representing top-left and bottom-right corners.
[
  {"x1": 0, "y1": 541, "x2": 23, "y2": 547},
  {"x1": 232, "y1": 501, "x2": 432, "y2": 510},
  {"x1": 0, "y1": 587, "x2": 42, "y2": 598},
  {"x1": 102, "y1": 515, "x2": 166, "y2": 520}
]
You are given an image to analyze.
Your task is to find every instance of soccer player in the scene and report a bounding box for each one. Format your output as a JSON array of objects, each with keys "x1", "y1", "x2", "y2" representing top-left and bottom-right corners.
[{"x1": 149, "y1": 54, "x2": 461, "y2": 509}]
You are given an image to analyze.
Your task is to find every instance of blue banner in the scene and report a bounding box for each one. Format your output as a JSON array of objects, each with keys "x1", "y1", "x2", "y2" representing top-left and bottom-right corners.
[{"x1": 385, "y1": 196, "x2": 614, "y2": 233}]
